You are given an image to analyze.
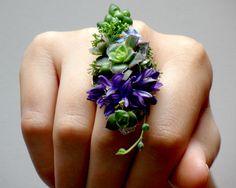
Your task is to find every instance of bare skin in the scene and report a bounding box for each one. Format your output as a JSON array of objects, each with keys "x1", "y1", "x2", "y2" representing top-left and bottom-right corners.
[{"x1": 20, "y1": 21, "x2": 220, "y2": 188}]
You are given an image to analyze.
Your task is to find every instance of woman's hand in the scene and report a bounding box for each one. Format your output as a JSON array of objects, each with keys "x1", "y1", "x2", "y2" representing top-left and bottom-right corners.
[{"x1": 20, "y1": 21, "x2": 220, "y2": 188}]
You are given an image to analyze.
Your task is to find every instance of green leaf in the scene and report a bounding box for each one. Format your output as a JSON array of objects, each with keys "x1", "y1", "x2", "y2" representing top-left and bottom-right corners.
[
  {"x1": 140, "y1": 59, "x2": 150, "y2": 66},
  {"x1": 97, "y1": 21, "x2": 109, "y2": 28},
  {"x1": 89, "y1": 41, "x2": 108, "y2": 55},
  {"x1": 125, "y1": 35, "x2": 139, "y2": 49},
  {"x1": 95, "y1": 57, "x2": 111, "y2": 65},
  {"x1": 123, "y1": 47, "x2": 135, "y2": 62},
  {"x1": 138, "y1": 42, "x2": 149, "y2": 57},
  {"x1": 99, "y1": 62, "x2": 111, "y2": 75},
  {"x1": 89, "y1": 47, "x2": 103, "y2": 55},
  {"x1": 111, "y1": 64, "x2": 128, "y2": 73},
  {"x1": 128, "y1": 53, "x2": 145, "y2": 68},
  {"x1": 122, "y1": 69, "x2": 133, "y2": 80}
]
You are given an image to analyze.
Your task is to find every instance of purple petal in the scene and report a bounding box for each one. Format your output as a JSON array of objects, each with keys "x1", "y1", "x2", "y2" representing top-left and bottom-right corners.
[
  {"x1": 132, "y1": 90, "x2": 146, "y2": 106},
  {"x1": 153, "y1": 82, "x2": 163, "y2": 91},
  {"x1": 135, "y1": 90, "x2": 152, "y2": 98},
  {"x1": 132, "y1": 73, "x2": 144, "y2": 85},
  {"x1": 87, "y1": 85, "x2": 105, "y2": 101},
  {"x1": 104, "y1": 103, "x2": 115, "y2": 117},
  {"x1": 112, "y1": 73, "x2": 124, "y2": 88},
  {"x1": 126, "y1": 28, "x2": 141, "y2": 39},
  {"x1": 121, "y1": 79, "x2": 132, "y2": 96},
  {"x1": 106, "y1": 89, "x2": 115, "y2": 96},
  {"x1": 123, "y1": 97, "x2": 129, "y2": 107},
  {"x1": 97, "y1": 97, "x2": 106, "y2": 108},
  {"x1": 109, "y1": 93, "x2": 120, "y2": 100},
  {"x1": 148, "y1": 96, "x2": 157, "y2": 105},
  {"x1": 144, "y1": 68, "x2": 159, "y2": 79},
  {"x1": 98, "y1": 75, "x2": 111, "y2": 87}
]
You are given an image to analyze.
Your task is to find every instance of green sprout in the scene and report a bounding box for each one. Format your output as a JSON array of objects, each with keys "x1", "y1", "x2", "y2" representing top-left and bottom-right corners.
[{"x1": 116, "y1": 122, "x2": 150, "y2": 155}]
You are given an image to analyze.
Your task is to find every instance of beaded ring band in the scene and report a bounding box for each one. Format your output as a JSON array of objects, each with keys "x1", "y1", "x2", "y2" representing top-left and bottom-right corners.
[{"x1": 87, "y1": 4, "x2": 162, "y2": 155}]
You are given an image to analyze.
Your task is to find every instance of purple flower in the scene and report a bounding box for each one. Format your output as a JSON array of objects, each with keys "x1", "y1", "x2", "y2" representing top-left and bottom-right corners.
[
  {"x1": 87, "y1": 68, "x2": 162, "y2": 116},
  {"x1": 116, "y1": 27, "x2": 142, "y2": 43}
]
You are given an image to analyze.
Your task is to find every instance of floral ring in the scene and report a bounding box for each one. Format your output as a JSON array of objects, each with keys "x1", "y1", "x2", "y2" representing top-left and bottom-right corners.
[{"x1": 87, "y1": 4, "x2": 162, "y2": 155}]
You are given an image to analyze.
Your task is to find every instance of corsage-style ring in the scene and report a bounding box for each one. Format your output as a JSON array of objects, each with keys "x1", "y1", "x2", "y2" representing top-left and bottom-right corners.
[{"x1": 87, "y1": 4, "x2": 162, "y2": 155}]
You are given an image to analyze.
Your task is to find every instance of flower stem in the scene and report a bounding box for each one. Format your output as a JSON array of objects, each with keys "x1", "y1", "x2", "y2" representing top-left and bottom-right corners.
[
  {"x1": 116, "y1": 115, "x2": 148, "y2": 155},
  {"x1": 116, "y1": 130, "x2": 144, "y2": 155}
]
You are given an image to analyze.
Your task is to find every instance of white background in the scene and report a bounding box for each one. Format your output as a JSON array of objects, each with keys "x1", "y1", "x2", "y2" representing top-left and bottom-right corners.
[{"x1": 0, "y1": 0, "x2": 235, "y2": 187}]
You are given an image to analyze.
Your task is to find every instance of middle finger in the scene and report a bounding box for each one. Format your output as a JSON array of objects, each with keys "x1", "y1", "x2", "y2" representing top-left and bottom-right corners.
[
  {"x1": 125, "y1": 46, "x2": 212, "y2": 187},
  {"x1": 53, "y1": 30, "x2": 96, "y2": 188}
]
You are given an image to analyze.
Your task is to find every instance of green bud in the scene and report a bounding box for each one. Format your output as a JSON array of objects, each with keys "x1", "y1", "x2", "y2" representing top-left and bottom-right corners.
[
  {"x1": 97, "y1": 21, "x2": 108, "y2": 28},
  {"x1": 104, "y1": 14, "x2": 113, "y2": 22},
  {"x1": 122, "y1": 10, "x2": 131, "y2": 17},
  {"x1": 109, "y1": 4, "x2": 120, "y2": 16},
  {"x1": 137, "y1": 141, "x2": 144, "y2": 150},
  {"x1": 116, "y1": 148, "x2": 127, "y2": 155},
  {"x1": 123, "y1": 16, "x2": 133, "y2": 25},
  {"x1": 114, "y1": 10, "x2": 123, "y2": 20},
  {"x1": 142, "y1": 123, "x2": 150, "y2": 131},
  {"x1": 115, "y1": 110, "x2": 130, "y2": 128},
  {"x1": 106, "y1": 113, "x2": 119, "y2": 130},
  {"x1": 111, "y1": 16, "x2": 119, "y2": 23},
  {"x1": 127, "y1": 111, "x2": 138, "y2": 128}
]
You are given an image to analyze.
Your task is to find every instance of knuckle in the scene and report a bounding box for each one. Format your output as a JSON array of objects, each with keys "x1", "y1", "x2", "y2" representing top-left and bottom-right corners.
[
  {"x1": 177, "y1": 36, "x2": 210, "y2": 68},
  {"x1": 21, "y1": 111, "x2": 52, "y2": 138},
  {"x1": 174, "y1": 36, "x2": 213, "y2": 89},
  {"x1": 31, "y1": 31, "x2": 58, "y2": 49},
  {"x1": 54, "y1": 114, "x2": 92, "y2": 145},
  {"x1": 146, "y1": 118, "x2": 187, "y2": 156},
  {"x1": 20, "y1": 32, "x2": 58, "y2": 76},
  {"x1": 23, "y1": 31, "x2": 58, "y2": 60},
  {"x1": 148, "y1": 130, "x2": 186, "y2": 155}
]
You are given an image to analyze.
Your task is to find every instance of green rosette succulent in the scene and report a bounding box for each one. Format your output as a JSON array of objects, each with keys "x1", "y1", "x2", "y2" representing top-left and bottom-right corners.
[
  {"x1": 106, "y1": 110, "x2": 138, "y2": 131},
  {"x1": 107, "y1": 43, "x2": 134, "y2": 63}
]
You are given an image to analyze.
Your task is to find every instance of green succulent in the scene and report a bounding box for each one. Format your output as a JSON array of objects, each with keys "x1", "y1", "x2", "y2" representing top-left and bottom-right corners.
[
  {"x1": 106, "y1": 110, "x2": 137, "y2": 130},
  {"x1": 96, "y1": 4, "x2": 133, "y2": 42},
  {"x1": 107, "y1": 43, "x2": 134, "y2": 63}
]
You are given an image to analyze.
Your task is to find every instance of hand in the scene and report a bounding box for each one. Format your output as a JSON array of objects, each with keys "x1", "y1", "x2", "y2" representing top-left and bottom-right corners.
[{"x1": 20, "y1": 21, "x2": 220, "y2": 188}]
